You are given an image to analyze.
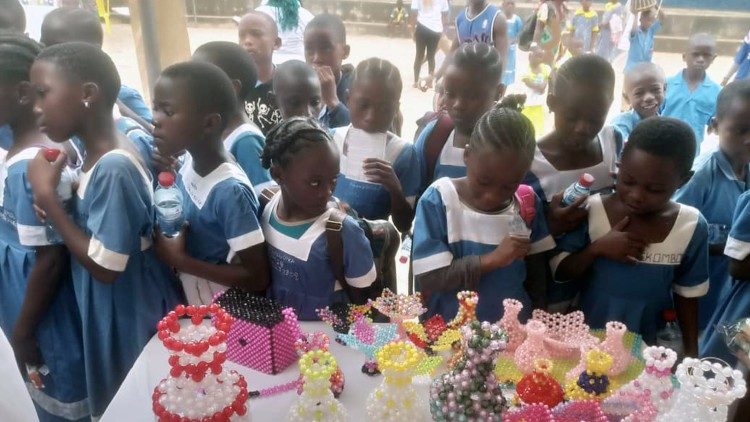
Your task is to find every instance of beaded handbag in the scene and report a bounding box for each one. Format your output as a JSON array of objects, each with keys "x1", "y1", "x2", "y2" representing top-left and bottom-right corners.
[{"x1": 214, "y1": 289, "x2": 301, "y2": 375}]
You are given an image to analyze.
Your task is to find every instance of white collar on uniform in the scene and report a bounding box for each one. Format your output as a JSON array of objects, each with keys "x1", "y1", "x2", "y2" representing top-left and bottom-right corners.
[
  {"x1": 223, "y1": 123, "x2": 263, "y2": 152},
  {"x1": 180, "y1": 161, "x2": 251, "y2": 209},
  {"x1": 77, "y1": 149, "x2": 152, "y2": 200},
  {"x1": 0, "y1": 147, "x2": 40, "y2": 207},
  {"x1": 261, "y1": 192, "x2": 330, "y2": 261}
]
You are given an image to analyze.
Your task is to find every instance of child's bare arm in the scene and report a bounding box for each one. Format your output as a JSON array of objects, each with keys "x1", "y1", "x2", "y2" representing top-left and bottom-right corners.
[
  {"x1": 729, "y1": 256, "x2": 750, "y2": 280},
  {"x1": 416, "y1": 256, "x2": 482, "y2": 297},
  {"x1": 674, "y1": 294, "x2": 699, "y2": 357}
]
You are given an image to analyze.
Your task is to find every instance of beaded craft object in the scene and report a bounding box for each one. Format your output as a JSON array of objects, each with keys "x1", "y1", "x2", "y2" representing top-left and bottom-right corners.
[
  {"x1": 215, "y1": 289, "x2": 301, "y2": 375},
  {"x1": 152, "y1": 304, "x2": 249, "y2": 421},
  {"x1": 515, "y1": 359, "x2": 564, "y2": 407},
  {"x1": 337, "y1": 314, "x2": 398, "y2": 375},
  {"x1": 288, "y1": 350, "x2": 347, "y2": 422},
  {"x1": 366, "y1": 341, "x2": 427, "y2": 421},
  {"x1": 620, "y1": 346, "x2": 677, "y2": 412},
  {"x1": 564, "y1": 348, "x2": 617, "y2": 401},
  {"x1": 551, "y1": 400, "x2": 608, "y2": 422},
  {"x1": 447, "y1": 291, "x2": 478, "y2": 329},
  {"x1": 514, "y1": 319, "x2": 549, "y2": 374},
  {"x1": 504, "y1": 403, "x2": 554, "y2": 422},
  {"x1": 601, "y1": 389, "x2": 658, "y2": 422},
  {"x1": 498, "y1": 298, "x2": 526, "y2": 355},
  {"x1": 599, "y1": 321, "x2": 632, "y2": 377},
  {"x1": 531, "y1": 309, "x2": 599, "y2": 359},
  {"x1": 370, "y1": 288, "x2": 426, "y2": 340},
  {"x1": 294, "y1": 331, "x2": 345, "y2": 397},
  {"x1": 429, "y1": 321, "x2": 508, "y2": 421}
]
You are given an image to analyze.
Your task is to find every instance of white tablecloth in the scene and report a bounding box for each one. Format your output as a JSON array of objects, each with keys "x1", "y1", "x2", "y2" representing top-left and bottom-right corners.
[
  {"x1": 0, "y1": 329, "x2": 39, "y2": 422},
  {"x1": 101, "y1": 321, "x2": 433, "y2": 421}
]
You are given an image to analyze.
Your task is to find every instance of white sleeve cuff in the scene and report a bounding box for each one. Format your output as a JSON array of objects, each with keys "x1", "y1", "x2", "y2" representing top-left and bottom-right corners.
[
  {"x1": 17, "y1": 224, "x2": 53, "y2": 247},
  {"x1": 88, "y1": 237, "x2": 129, "y2": 272},
  {"x1": 550, "y1": 252, "x2": 571, "y2": 282},
  {"x1": 345, "y1": 263, "x2": 377, "y2": 288},
  {"x1": 673, "y1": 280, "x2": 709, "y2": 298},
  {"x1": 227, "y1": 229, "x2": 265, "y2": 252},
  {"x1": 413, "y1": 251, "x2": 453, "y2": 275},
  {"x1": 530, "y1": 235, "x2": 556, "y2": 255},
  {"x1": 725, "y1": 236, "x2": 750, "y2": 260}
]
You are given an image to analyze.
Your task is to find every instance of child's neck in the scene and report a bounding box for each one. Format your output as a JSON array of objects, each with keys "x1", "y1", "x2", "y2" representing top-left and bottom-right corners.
[
  {"x1": 683, "y1": 68, "x2": 706, "y2": 87},
  {"x1": 257, "y1": 57, "x2": 275, "y2": 85},
  {"x1": 187, "y1": 138, "x2": 231, "y2": 177},
  {"x1": 222, "y1": 111, "x2": 247, "y2": 140},
  {"x1": 530, "y1": 63, "x2": 542, "y2": 72},
  {"x1": 468, "y1": 1, "x2": 487, "y2": 15},
  {"x1": 8, "y1": 112, "x2": 49, "y2": 156},
  {"x1": 722, "y1": 147, "x2": 749, "y2": 180},
  {"x1": 277, "y1": 193, "x2": 321, "y2": 222},
  {"x1": 79, "y1": 109, "x2": 122, "y2": 171}
]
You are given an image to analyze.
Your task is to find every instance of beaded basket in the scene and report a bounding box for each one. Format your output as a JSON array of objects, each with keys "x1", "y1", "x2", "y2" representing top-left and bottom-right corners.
[
  {"x1": 531, "y1": 309, "x2": 600, "y2": 358},
  {"x1": 214, "y1": 289, "x2": 301, "y2": 374}
]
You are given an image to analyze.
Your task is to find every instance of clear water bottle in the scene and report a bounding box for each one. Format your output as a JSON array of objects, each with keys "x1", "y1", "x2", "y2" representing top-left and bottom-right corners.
[
  {"x1": 656, "y1": 308, "x2": 684, "y2": 359},
  {"x1": 155, "y1": 171, "x2": 184, "y2": 237},
  {"x1": 509, "y1": 213, "x2": 531, "y2": 238},
  {"x1": 42, "y1": 148, "x2": 74, "y2": 243},
  {"x1": 561, "y1": 173, "x2": 595, "y2": 206},
  {"x1": 399, "y1": 235, "x2": 412, "y2": 264}
]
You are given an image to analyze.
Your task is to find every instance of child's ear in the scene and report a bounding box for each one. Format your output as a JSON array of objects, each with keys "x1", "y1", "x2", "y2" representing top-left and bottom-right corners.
[
  {"x1": 709, "y1": 116, "x2": 719, "y2": 134},
  {"x1": 203, "y1": 112, "x2": 223, "y2": 136},
  {"x1": 270, "y1": 164, "x2": 284, "y2": 184},
  {"x1": 17, "y1": 81, "x2": 34, "y2": 106},
  {"x1": 546, "y1": 93, "x2": 557, "y2": 112},
  {"x1": 495, "y1": 83, "x2": 507, "y2": 102},
  {"x1": 81, "y1": 81, "x2": 101, "y2": 108},
  {"x1": 231, "y1": 79, "x2": 243, "y2": 97},
  {"x1": 273, "y1": 36, "x2": 282, "y2": 51},
  {"x1": 342, "y1": 44, "x2": 351, "y2": 61},
  {"x1": 463, "y1": 145, "x2": 471, "y2": 165}
]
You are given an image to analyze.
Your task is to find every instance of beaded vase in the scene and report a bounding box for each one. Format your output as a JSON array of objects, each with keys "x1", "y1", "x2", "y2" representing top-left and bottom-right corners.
[
  {"x1": 429, "y1": 321, "x2": 508, "y2": 422},
  {"x1": 620, "y1": 346, "x2": 676, "y2": 412},
  {"x1": 600, "y1": 321, "x2": 632, "y2": 376},
  {"x1": 498, "y1": 298, "x2": 526, "y2": 355},
  {"x1": 288, "y1": 350, "x2": 347, "y2": 422},
  {"x1": 514, "y1": 319, "x2": 549, "y2": 374},
  {"x1": 366, "y1": 341, "x2": 426, "y2": 421},
  {"x1": 656, "y1": 358, "x2": 747, "y2": 422},
  {"x1": 515, "y1": 359, "x2": 564, "y2": 407},
  {"x1": 216, "y1": 289, "x2": 301, "y2": 375},
  {"x1": 564, "y1": 348, "x2": 617, "y2": 401}
]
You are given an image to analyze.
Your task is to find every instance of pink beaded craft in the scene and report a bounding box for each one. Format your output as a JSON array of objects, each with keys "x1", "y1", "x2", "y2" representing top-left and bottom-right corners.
[
  {"x1": 601, "y1": 390, "x2": 658, "y2": 422},
  {"x1": 215, "y1": 289, "x2": 301, "y2": 374},
  {"x1": 504, "y1": 403, "x2": 554, "y2": 422},
  {"x1": 600, "y1": 321, "x2": 632, "y2": 376},
  {"x1": 552, "y1": 400, "x2": 608, "y2": 422},
  {"x1": 498, "y1": 298, "x2": 526, "y2": 354},
  {"x1": 514, "y1": 319, "x2": 549, "y2": 374},
  {"x1": 294, "y1": 331, "x2": 345, "y2": 397},
  {"x1": 531, "y1": 309, "x2": 599, "y2": 359}
]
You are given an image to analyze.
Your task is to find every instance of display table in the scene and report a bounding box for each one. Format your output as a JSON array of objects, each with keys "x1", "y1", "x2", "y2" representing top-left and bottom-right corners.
[{"x1": 101, "y1": 321, "x2": 432, "y2": 421}]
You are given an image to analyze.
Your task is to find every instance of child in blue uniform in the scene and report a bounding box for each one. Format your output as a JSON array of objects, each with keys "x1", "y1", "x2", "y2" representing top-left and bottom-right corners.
[
  {"x1": 151, "y1": 61, "x2": 270, "y2": 306},
  {"x1": 414, "y1": 96, "x2": 554, "y2": 322},
  {"x1": 553, "y1": 117, "x2": 708, "y2": 350},
  {"x1": 192, "y1": 41, "x2": 274, "y2": 192},
  {"x1": 662, "y1": 33, "x2": 721, "y2": 151},
  {"x1": 610, "y1": 62, "x2": 665, "y2": 141},
  {"x1": 624, "y1": 7, "x2": 664, "y2": 73},
  {"x1": 272, "y1": 60, "x2": 324, "y2": 121},
  {"x1": 332, "y1": 58, "x2": 419, "y2": 233},
  {"x1": 567, "y1": 0, "x2": 599, "y2": 53},
  {"x1": 0, "y1": 34, "x2": 89, "y2": 422},
  {"x1": 502, "y1": 0, "x2": 523, "y2": 86},
  {"x1": 415, "y1": 43, "x2": 505, "y2": 192},
  {"x1": 596, "y1": 0, "x2": 624, "y2": 62},
  {"x1": 27, "y1": 42, "x2": 182, "y2": 418},
  {"x1": 261, "y1": 117, "x2": 377, "y2": 320},
  {"x1": 674, "y1": 80, "x2": 750, "y2": 330},
  {"x1": 721, "y1": 30, "x2": 750, "y2": 86}
]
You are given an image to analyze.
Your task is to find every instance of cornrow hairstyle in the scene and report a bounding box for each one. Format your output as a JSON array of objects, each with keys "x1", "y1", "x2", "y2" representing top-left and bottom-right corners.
[
  {"x1": 160, "y1": 61, "x2": 238, "y2": 127},
  {"x1": 306, "y1": 13, "x2": 347, "y2": 44},
  {"x1": 267, "y1": 0, "x2": 300, "y2": 32},
  {"x1": 40, "y1": 6, "x2": 103, "y2": 47},
  {"x1": 469, "y1": 94, "x2": 535, "y2": 163},
  {"x1": 552, "y1": 54, "x2": 615, "y2": 99},
  {"x1": 0, "y1": 32, "x2": 42, "y2": 82},
  {"x1": 624, "y1": 117, "x2": 695, "y2": 177},
  {"x1": 353, "y1": 57, "x2": 402, "y2": 100},
  {"x1": 36, "y1": 41, "x2": 121, "y2": 108},
  {"x1": 193, "y1": 41, "x2": 258, "y2": 101},
  {"x1": 261, "y1": 116, "x2": 333, "y2": 169},
  {"x1": 452, "y1": 42, "x2": 504, "y2": 86},
  {"x1": 0, "y1": 0, "x2": 25, "y2": 34},
  {"x1": 716, "y1": 79, "x2": 750, "y2": 120}
]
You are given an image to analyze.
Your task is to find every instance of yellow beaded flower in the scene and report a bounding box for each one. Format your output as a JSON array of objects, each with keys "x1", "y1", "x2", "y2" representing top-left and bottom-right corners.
[{"x1": 299, "y1": 350, "x2": 337, "y2": 381}]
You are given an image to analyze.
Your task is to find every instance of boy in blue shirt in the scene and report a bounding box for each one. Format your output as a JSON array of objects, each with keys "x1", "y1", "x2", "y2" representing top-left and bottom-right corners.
[
  {"x1": 662, "y1": 33, "x2": 721, "y2": 151},
  {"x1": 624, "y1": 7, "x2": 664, "y2": 73},
  {"x1": 610, "y1": 62, "x2": 665, "y2": 141}
]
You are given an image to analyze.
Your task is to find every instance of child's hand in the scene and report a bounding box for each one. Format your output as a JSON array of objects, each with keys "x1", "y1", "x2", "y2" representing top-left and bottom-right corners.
[
  {"x1": 363, "y1": 158, "x2": 403, "y2": 194},
  {"x1": 152, "y1": 150, "x2": 178, "y2": 173},
  {"x1": 11, "y1": 328, "x2": 42, "y2": 368},
  {"x1": 593, "y1": 217, "x2": 646, "y2": 264},
  {"x1": 490, "y1": 235, "x2": 531, "y2": 268},
  {"x1": 28, "y1": 150, "x2": 66, "y2": 209},
  {"x1": 314, "y1": 65, "x2": 340, "y2": 108},
  {"x1": 547, "y1": 192, "x2": 589, "y2": 236},
  {"x1": 154, "y1": 225, "x2": 188, "y2": 268}
]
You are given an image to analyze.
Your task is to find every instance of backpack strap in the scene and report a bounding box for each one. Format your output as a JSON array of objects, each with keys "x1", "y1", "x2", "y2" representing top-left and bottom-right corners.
[
  {"x1": 423, "y1": 112, "x2": 454, "y2": 187},
  {"x1": 325, "y1": 208, "x2": 367, "y2": 304},
  {"x1": 259, "y1": 186, "x2": 280, "y2": 207},
  {"x1": 514, "y1": 184, "x2": 537, "y2": 226}
]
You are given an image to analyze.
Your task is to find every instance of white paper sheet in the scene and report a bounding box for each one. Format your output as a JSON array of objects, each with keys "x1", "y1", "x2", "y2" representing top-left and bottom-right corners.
[{"x1": 341, "y1": 129, "x2": 387, "y2": 183}]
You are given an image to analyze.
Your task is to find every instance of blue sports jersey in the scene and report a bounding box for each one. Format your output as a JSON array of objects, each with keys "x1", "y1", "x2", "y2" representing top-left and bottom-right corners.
[
  {"x1": 456, "y1": 4, "x2": 499, "y2": 45},
  {"x1": 504, "y1": 14, "x2": 524, "y2": 86},
  {"x1": 223, "y1": 123, "x2": 274, "y2": 192},
  {"x1": 552, "y1": 194, "x2": 709, "y2": 343},
  {"x1": 413, "y1": 177, "x2": 555, "y2": 322},
  {"x1": 263, "y1": 193, "x2": 376, "y2": 320},
  {"x1": 662, "y1": 70, "x2": 722, "y2": 149},
  {"x1": 414, "y1": 122, "x2": 466, "y2": 194}
]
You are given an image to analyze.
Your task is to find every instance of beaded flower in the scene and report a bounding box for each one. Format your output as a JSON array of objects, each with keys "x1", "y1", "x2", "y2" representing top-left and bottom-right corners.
[
  {"x1": 564, "y1": 348, "x2": 617, "y2": 401},
  {"x1": 366, "y1": 341, "x2": 427, "y2": 421},
  {"x1": 288, "y1": 350, "x2": 346, "y2": 422}
]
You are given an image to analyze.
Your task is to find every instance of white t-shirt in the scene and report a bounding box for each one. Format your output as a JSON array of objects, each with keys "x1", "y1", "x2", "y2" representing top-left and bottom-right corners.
[
  {"x1": 256, "y1": 3, "x2": 315, "y2": 65},
  {"x1": 411, "y1": 0, "x2": 450, "y2": 34}
]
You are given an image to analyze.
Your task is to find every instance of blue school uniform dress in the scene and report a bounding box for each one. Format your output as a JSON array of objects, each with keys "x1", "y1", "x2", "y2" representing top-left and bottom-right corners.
[
  {"x1": 674, "y1": 149, "x2": 750, "y2": 329},
  {"x1": 552, "y1": 194, "x2": 709, "y2": 342},
  {"x1": 0, "y1": 147, "x2": 89, "y2": 421},
  {"x1": 413, "y1": 177, "x2": 555, "y2": 322},
  {"x1": 662, "y1": 71, "x2": 721, "y2": 150},
  {"x1": 734, "y1": 33, "x2": 750, "y2": 81},
  {"x1": 222, "y1": 123, "x2": 274, "y2": 192},
  {"x1": 118, "y1": 84, "x2": 152, "y2": 122},
  {"x1": 568, "y1": 9, "x2": 600, "y2": 52},
  {"x1": 625, "y1": 20, "x2": 661, "y2": 73},
  {"x1": 701, "y1": 191, "x2": 750, "y2": 365},
  {"x1": 176, "y1": 161, "x2": 265, "y2": 305},
  {"x1": 332, "y1": 125, "x2": 420, "y2": 220},
  {"x1": 71, "y1": 149, "x2": 182, "y2": 416},
  {"x1": 504, "y1": 14, "x2": 524, "y2": 86},
  {"x1": 596, "y1": 2, "x2": 624, "y2": 61},
  {"x1": 522, "y1": 127, "x2": 622, "y2": 203},
  {"x1": 262, "y1": 193, "x2": 376, "y2": 320},
  {"x1": 414, "y1": 124, "x2": 466, "y2": 193},
  {"x1": 610, "y1": 109, "x2": 654, "y2": 142},
  {"x1": 0, "y1": 124, "x2": 11, "y2": 152}
]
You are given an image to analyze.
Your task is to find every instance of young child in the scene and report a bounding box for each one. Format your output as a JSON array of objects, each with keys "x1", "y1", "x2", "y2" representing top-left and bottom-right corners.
[
  {"x1": 0, "y1": 33, "x2": 89, "y2": 422},
  {"x1": 272, "y1": 59, "x2": 323, "y2": 120},
  {"x1": 610, "y1": 62, "x2": 666, "y2": 141},
  {"x1": 27, "y1": 42, "x2": 182, "y2": 418},
  {"x1": 304, "y1": 14, "x2": 353, "y2": 128},
  {"x1": 675, "y1": 80, "x2": 750, "y2": 331},
  {"x1": 414, "y1": 97, "x2": 554, "y2": 322},
  {"x1": 415, "y1": 42, "x2": 505, "y2": 191},
  {"x1": 151, "y1": 61, "x2": 270, "y2": 306},
  {"x1": 556, "y1": 36, "x2": 584, "y2": 67},
  {"x1": 595, "y1": 0, "x2": 624, "y2": 62},
  {"x1": 332, "y1": 58, "x2": 419, "y2": 233},
  {"x1": 567, "y1": 0, "x2": 599, "y2": 53},
  {"x1": 238, "y1": 11, "x2": 282, "y2": 134},
  {"x1": 192, "y1": 41, "x2": 274, "y2": 192},
  {"x1": 521, "y1": 46, "x2": 552, "y2": 137},
  {"x1": 553, "y1": 117, "x2": 708, "y2": 350},
  {"x1": 260, "y1": 117, "x2": 376, "y2": 320},
  {"x1": 389, "y1": 0, "x2": 409, "y2": 37},
  {"x1": 624, "y1": 6, "x2": 665, "y2": 73},
  {"x1": 662, "y1": 33, "x2": 721, "y2": 151},
  {"x1": 503, "y1": 0, "x2": 523, "y2": 87}
]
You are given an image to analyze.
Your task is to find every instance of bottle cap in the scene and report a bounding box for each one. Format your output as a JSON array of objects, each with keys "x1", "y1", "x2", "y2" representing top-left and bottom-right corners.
[
  {"x1": 158, "y1": 171, "x2": 176, "y2": 187},
  {"x1": 578, "y1": 173, "x2": 595, "y2": 188},
  {"x1": 662, "y1": 308, "x2": 677, "y2": 322},
  {"x1": 42, "y1": 148, "x2": 61, "y2": 162}
]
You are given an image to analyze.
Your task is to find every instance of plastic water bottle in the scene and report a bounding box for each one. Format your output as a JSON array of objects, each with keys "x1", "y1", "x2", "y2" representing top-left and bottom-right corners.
[
  {"x1": 509, "y1": 213, "x2": 531, "y2": 238},
  {"x1": 399, "y1": 235, "x2": 412, "y2": 264},
  {"x1": 42, "y1": 148, "x2": 74, "y2": 243},
  {"x1": 561, "y1": 173, "x2": 595, "y2": 206},
  {"x1": 155, "y1": 172, "x2": 184, "y2": 237},
  {"x1": 656, "y1": 308, "x2": 684, "y2": 359}
]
